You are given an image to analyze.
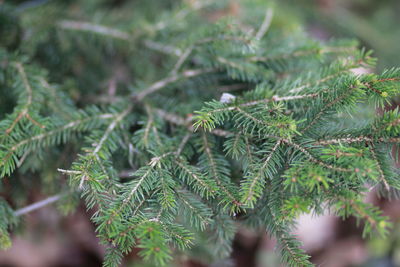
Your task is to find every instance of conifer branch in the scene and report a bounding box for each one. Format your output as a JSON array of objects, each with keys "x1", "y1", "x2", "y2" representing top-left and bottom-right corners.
[
  {"x1": 301, "y1": 85, "x2": 358, "y2": 133},
  {"x1": 155, "y1": 108, "x2": 232, "y2": 137},
  {"x1": 201, "y1": 132, "x2": 240, "y2": 206},
  {"x1": 92, "y1": 106, "x2": 132, "y2": 155},
  {"x1": 316, "y1": 136, "x2": 400, "y2": 145},
  {"x1": 249, "y1": 46, "x2": 357, "y2": 63},
  {"x1": 241, "y1": 140, "x2": 281, "y2": 205},
  {"x1": 108, "y1": 167, "x2": 154, "y2": 223},
  {"x1": 2, "y1": 2, "x2": 399, "y2": 265},
  {"x1": 369, "y1": 144, "x2": 390, "y2": 191},
  {"x1": 1, "y1": 114, "x2": 115, "y2": 169},
  {"x1": 288, "y1": 59, "x2": 363, "y2": 94},
  {"x1": 281, "y1": 139, "x2": 354, "y2": 172},
  {"x1": 175, "y1": 160, "x2": 217, "y2": 196},
  {"x1": 196, "y1": 93, "x2": 319, "y2": 120},
  {"x1": 6, "y1": 62, "x2": 44, "y2": 134}
]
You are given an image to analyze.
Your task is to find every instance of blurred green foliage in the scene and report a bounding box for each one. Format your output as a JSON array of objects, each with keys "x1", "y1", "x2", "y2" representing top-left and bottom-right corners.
[{"x1": 281, "y1": 0, "x2": 400, "y2": 70}]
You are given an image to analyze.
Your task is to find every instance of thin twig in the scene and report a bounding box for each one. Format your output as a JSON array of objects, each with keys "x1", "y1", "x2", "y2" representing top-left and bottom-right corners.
[
  {"x1": 15, "y1": 194, "x2": 65, "y2": 216},
  {"x1": 58, "y1": 20, "x2": 130, "y2": 40},
  {"x1": 132, "y1": 68, "x2": 215, "y2": 101},
  {"x1": 143, "y1": 40, "x2": 182, "y2": 56},
  {"x1": 316, "y1": 136, "x2": 400, "y2": 145},
  {"x1": 255, "y1": 8, "x2": 273, "y2": 40}
]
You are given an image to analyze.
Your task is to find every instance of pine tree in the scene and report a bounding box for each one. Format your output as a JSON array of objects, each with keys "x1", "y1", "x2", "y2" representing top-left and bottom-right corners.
[{"x1": 1, "y1": 0, "x2": 399, "y2": 266}]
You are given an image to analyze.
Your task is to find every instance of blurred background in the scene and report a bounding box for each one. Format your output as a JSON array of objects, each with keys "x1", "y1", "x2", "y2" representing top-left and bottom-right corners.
[{"x1": 0, "y1": 0, "x2": 400, "y2": 266}]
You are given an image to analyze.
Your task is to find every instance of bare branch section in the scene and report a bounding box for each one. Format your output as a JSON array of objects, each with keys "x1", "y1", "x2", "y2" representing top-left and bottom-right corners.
[
  {"x1": 15, "y1": 194, "x2": 66, "y2": 216},
  {"x1": 255, "y1": 8, "x2": 273, "y2": 40},
  {"x1": 143, "y1": 40, "x2": 183, "y2": 56},
  {"x1": 59, "y1": 20, "x2": 182, "y2": 57},
  {"x1": 240, "y1": 93, "x2": 319, "y2": 108},
  {"x1": 58, "y1": 20, "x2": 130, "y2": 40},
  {"x1": 316, "y1": 136, "x2": 400, "y2": 145},
  {"x1": 132, "y1": 68, "x2": 215, "y2": 101}
]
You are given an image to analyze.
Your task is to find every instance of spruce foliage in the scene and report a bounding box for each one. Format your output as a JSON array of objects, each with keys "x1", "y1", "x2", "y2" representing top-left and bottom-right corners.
[{"x1": 1, "y1": 0, "x2": 400, "y2": 266}]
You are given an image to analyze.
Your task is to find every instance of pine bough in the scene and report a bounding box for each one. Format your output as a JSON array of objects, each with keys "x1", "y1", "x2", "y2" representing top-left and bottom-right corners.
[{"x1": 0, "y1": 1, "x2": 400, "y2": 266}]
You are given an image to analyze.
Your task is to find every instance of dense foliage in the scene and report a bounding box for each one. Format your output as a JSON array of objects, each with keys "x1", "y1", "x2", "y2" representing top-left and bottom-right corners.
[{"x1": 0, "y1": 0, "x2": 399, "y2": 266}]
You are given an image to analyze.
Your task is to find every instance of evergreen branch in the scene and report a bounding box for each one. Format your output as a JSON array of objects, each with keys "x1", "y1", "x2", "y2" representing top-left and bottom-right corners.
[
  {"x1": 263, "y1": 201, "x2": 312, "y2": 266},
  {"x1": 241, "y1": 140, "x2": 281, "y2": 206},
  {"x1": 301, "y1": 85, "x2": 358, "y2": 133},
  {"x1": 175, "y1": 160, "x2": 217, "y2": 198},
  {"x1": 108, "y1": 167, "x2": 154, "y2": 223},
  {"x1": 316, "y1": 136, "x2": 400, "y2": 145},
  {"x1": 236, "y1": 106, "x2": 267, "y2": 126},
  {"x1": 369, "y1": 144, "x2": 390, "y2": 191},
  {"x1": 2, "y1": 2, "x2": 400, "y2": 265},
  {"x1": 200, "y1": 132, "x2": 240, "y2": 206},
  {"x1": 196, "y1": 93, "x2": 318, "y2": 120},
  {"x1": 250, "y1": 46, "x2": 357, "y2": 63},
  {"x1": 171, "y1": 35, "x2": 252, "y2": 73},
  {"x1": 0, "y1": 113, "x2": 115, "y2": 171},
  {"x1": 155, "y1": 108, "x2": 232, "y2": 137},
  {"x1": 177, "y1": 191, "x2": 211, "y2": 230},
  {"x1": 92, "y1": 105, "x2": 132, "y2": 155},
  {"x1": 278, "y1": 233, "x2": 312, "y2": 267},
  {"x1": 337, "y1": 197, "x2": 380, "y2": 229},
  {"x1": 5, "y1": 62, "x2": 45, "y2": 134},
  {"x1": 281, "y1": 139, "x2": 353, "y2": 172},
  {"x1": 287, "y1": 57, "x2": 364, "y2": 94}
]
